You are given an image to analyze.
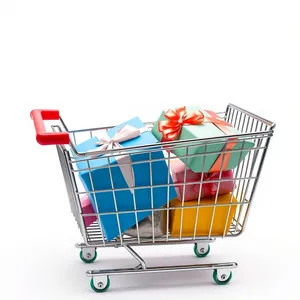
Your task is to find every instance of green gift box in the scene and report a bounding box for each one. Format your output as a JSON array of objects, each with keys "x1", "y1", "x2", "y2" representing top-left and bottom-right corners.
[{"x1": 151, "y1": 106, "x2": 254, "y2": 173}]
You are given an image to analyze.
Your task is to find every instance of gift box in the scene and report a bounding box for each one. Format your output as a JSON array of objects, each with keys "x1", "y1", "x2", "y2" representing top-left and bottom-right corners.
[
  {"x1": 80, "y1": 195, "x2": 97, "y2": 228},
  {"x1": 152, "y1": 106, "x2": 254, "y2": 173},
  {"x1": 163, "y1": 193, "x2": 238, "y2": 237},
  {"x1": 124, "y1": 211, "x2": 164, "y2": 238},
  {"x1": 170, "y1": 159, "x2": 235, "y2": 201},
  {"x1": 74, "y1": 117, "x2": 177, "y2": 241}
]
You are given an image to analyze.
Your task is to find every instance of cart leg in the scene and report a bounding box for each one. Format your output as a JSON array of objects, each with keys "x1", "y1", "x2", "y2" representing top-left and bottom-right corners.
[
  {"x1": 194, "y1": 242, "x2": 211, "y2": 258},
  {"x1": 76, "y1": 243, "x2": 97, "y2": 263},
  {"x1": 124, "y1": 244, "x2": 146, "y2": 269}
]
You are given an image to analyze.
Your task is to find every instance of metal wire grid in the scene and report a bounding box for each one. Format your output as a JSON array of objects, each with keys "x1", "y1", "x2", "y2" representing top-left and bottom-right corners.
[{"x1": 53, "y1": 104, "x2": 275, "y2": 247}]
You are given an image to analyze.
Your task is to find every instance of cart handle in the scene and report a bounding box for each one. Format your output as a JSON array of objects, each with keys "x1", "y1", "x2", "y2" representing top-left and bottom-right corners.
[{"x1": 30, "y1": 109, "x2": 70, "y2": 145}]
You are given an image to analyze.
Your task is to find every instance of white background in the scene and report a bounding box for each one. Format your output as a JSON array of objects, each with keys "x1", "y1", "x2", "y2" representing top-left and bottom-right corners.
[{"x1": 1, "y1": 1, "x2": 300, "y2": 299}]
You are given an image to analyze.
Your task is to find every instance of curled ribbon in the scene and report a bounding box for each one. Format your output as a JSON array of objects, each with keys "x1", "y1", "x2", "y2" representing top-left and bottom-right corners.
[
  {"x1": 88, "y1": 124, "x2": 147, "y2": 193},
  {"x1": 158, "y1": 107, "x2": 238, "y2": 172}
]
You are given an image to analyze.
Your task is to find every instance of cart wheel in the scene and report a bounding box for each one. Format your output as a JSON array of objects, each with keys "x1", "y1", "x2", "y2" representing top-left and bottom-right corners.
[
  {"x1": 213, "y1": 269, "x2": 232, "y2": 285},
  {"x1": 80, "y1": 249, "x2": 97, "y2": 263},
  {"x1": 193, "y1": 243, "x2": 210, "y2": 258},
  {"x1": 90, "y1": 276, "x2": 110, "y2": 293}
]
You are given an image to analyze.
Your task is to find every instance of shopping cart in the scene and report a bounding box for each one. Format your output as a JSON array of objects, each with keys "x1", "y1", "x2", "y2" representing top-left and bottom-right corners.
[{"x1": 30, "y1": 104, "x2": 275, "y2": 292}]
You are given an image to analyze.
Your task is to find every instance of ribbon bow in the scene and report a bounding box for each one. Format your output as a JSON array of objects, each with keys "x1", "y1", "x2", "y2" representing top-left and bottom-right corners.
[
  {"x1": 95, "y1": 124, "x2": 141, "y2": 151},
  {"x1": 158, "y1": 106, "x2": 205, "y2": 141},
  {"x1": 89, "y1": 124, "x2": 147, "y2": 193},
  {"x1": 158, "y1": 107, "x2": 238, "y2": 172}
]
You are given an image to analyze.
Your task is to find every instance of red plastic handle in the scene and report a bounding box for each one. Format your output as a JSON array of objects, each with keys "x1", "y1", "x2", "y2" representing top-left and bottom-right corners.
[{"x1": 30, "y1": 109, "x2": 70, "y2": 145}]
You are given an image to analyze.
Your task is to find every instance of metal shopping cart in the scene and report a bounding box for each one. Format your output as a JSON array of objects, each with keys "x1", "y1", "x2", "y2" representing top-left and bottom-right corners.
[{"x1": 30, "y1": 104, "x2": 275, "y2": 292}]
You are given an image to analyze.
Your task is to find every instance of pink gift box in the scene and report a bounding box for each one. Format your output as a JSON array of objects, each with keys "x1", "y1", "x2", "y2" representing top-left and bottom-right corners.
[
  {"x1": 81, "y1": 195, "x2": 97, "y2": 227},
  {"x1": 170, "y1": 159, "x2": 235, "y2": 201}
]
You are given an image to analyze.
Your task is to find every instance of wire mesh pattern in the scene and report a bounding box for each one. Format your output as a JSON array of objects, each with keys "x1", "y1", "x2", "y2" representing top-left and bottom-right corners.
[{"x1": 54, "y1": 104, "x2": 275, "y2": 248}]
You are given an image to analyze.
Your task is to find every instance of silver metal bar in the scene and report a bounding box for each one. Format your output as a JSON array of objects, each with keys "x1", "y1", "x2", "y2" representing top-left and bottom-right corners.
[
  {"x1": 239, "y1": 120, "x2": 253, "y2": 202},
  {"x1": 74, "y1": 175, "x2": 261, "y2": 195},
  {"x1": 131, "y1": 182, "x2": 141, "y2": 244},
  {"x1": 224, "y1": 105, "x2": 232, "y2": 124},
  {"x1": 59, "y1": 117, "x2": 69, "y2": 131},
  {"x1": 70, "y1": 145, "x2": 269, "y2": 173},
  {"x1": 123, "y1": 245, "x2": 146, "y2": 269},
  {"x1": 193, "y1": 143, "x2": 207, "y2": 239},
  {"x1": 237, "y1": 111, "x2": 243, "y2": 131},
  {"x1": 69, "y1": 130, "x2": 273, "y2": 157},
  {"x1": 76, "y1": 237, "x2": 217, "y2": 249},
  {"x1": 208, "y1": 140, "x2": 228, "y2": 238},
  {"x1": 233, "y1": 118, "x2": 255, "y2": 212},
  {"x1": 236, "y1": 119, "x2": 250, "y2": 200},
  {"x1": 71, "y1": 147, "x2": 269, "y2": 173},
  {"x1": 73, "y1": 132, "x2": 77, "y2": 146},
  {"x1": 86, "y1": 262, "x2": 238, "y2": 277},
  {"x1": 227, "y1": 103, "x2": 275, "y2": 128},
  {"x1": 241, "y1": 114, "x2": 247, "y2": 133},
  {"x1": 179, "y1": 147, "x2": 189, "y2": 240},
  {"x1": 235, "y1": 141, "x2": 247, "y2": 205},
  {"x1": 86, "y1": 159, "x2": 106, "y2": 246},
  {"x1": 82, "y1": 231, "x2": 244, "y2": 248},
  {"x1": 66, "y1": 121, "x2": 154, "y2": 135},
  {"x1": 70, "y1": 134, "x2": 268, "y2": 158},
  {"x1": 233, "y1": 110, "x2": 239, "y2": 128},
  {"x1": 75, "y1": 201, "x2": 250, "y2": 217},
  {"x1": 222, "y1": 140, "x2": 246, "y2": 237},
  {"x1": 165, "y1": 151, "x2": 171, "y2": 242},
  {"x1": 106, "y1": 156, "x2": 123, "y2": 244},
  {"x1": 149, "y1": 151, "x2": 155, "y2": 244}
]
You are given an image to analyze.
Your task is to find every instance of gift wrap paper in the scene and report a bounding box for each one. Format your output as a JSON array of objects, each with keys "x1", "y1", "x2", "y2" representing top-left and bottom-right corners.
[
  {"x1": 163, "y1": 193, "x2": 238, "y2": 237},
  {"x1": 124, "y1": 211, "x2": 164, "y2": 238},
  {"x1": 80, "y1": 195, "x2": 97, "y2": 228},
  {"x1": 170, "y1": 159, "x2": 235, "y2": 201},
  {"x1": 74, "y1": 117, "x2": 176, "y2": 241}
]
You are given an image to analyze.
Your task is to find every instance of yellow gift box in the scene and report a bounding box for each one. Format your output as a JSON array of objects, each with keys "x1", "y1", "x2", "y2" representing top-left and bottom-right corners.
[{"x1": 164, "y1": 193, "x2": 238, "y2": 237}]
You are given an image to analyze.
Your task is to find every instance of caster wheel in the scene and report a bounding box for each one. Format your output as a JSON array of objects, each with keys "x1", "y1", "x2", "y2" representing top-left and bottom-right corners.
[
  {"x1": 90, "y1": 276, "x2": 110, "y2": 293},
  {"x1": 213, "y1": 269, "x2": 232, "y2": 285},
  {"x1": 193, "y1": 243, "x2": 210, "y2": 258},
  {"x1": 80, "y1": 249, "x2": 97, "y2": 263}
]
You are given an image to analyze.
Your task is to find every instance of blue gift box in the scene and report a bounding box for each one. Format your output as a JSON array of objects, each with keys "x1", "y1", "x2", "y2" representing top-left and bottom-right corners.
[{"x1": 74, "y1": 117, "x2": 177, "y2": 241}]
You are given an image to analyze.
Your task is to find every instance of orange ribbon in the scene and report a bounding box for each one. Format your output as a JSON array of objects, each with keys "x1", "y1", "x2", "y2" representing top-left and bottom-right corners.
[
  {"x1": 158, "y1": 107, "x2": 205, "y2": 141},
  {"x1": 158, "y1": 107, "x2": 238, "y2": 172},
  {"x1": 205, "y1": 110, "x2": 238, "y2": 172}
]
